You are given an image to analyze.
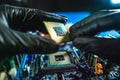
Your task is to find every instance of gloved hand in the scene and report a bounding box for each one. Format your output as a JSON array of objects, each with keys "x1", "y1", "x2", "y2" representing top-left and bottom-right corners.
[
  {"x1": 70, "y1": 9, "x2": 120, "y2": 65},
  {"x1": 0, "y1": 4, "x2": 67, "y2": 64}
]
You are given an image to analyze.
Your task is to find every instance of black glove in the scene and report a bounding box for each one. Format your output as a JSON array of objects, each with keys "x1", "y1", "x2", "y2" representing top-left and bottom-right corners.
[
  {"x1": 70, "y1": 9, "x2": 120, "y2": 65},
  {"x1": 0, "y1": 4, "x2": 67, "y2": 64},
  {"x1": 70, "y1": 9, "x2": 120, "y2": 39}
]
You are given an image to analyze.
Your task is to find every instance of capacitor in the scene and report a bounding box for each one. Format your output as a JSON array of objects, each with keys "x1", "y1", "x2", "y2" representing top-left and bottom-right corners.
[
  {"x1": 55, "y1": 73, "x2": 64, "y2": 80},
  {"x1": 35, "y1": 56, "x2": 41, "y2": 75}
]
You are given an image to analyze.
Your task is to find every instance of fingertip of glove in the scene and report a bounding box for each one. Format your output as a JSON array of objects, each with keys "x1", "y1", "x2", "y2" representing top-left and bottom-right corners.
[
  {"x1": 73, "y1": 38, "x2": 79, "y2": 46},
  {"x1": 47, "y1": 40, "x2": 60, "y2": 53},
  {"x1": 46, "y1": 44, "x2": 59, "y2": 53}
]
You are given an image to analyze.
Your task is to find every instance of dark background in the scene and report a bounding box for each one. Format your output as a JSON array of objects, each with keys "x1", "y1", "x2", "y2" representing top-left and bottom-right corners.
[{"x1": 0, "y1": 0, "x2": 120, "y2": 13}]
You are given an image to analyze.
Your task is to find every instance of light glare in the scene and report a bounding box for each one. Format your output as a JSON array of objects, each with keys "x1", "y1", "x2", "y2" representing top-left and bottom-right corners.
[{"x1": 111, "y1": 0, "x2": 120, "y2": 4}]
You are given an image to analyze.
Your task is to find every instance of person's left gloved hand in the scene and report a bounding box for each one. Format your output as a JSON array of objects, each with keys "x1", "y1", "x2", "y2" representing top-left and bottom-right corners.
[{"x1": 0, "y1": 4, "x2": 67, "y2": 65}]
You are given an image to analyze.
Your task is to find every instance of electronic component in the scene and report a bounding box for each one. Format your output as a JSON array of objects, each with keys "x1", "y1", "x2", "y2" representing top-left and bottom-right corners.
[
  {"x1": 43, "y1": 21, "x2": 70, "y2": 43},
  {"x1": 49, "y1": 51, "x2": 71, "y2": 65}
]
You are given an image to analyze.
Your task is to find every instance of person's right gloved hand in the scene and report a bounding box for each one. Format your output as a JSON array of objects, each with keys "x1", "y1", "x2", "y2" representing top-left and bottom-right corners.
[
  {"x1": 70, "y1": 9, "x2": 120, "y2": 65},
  {"x1": 0, "y1": 4, "x2": 67, "y2": 65}
]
